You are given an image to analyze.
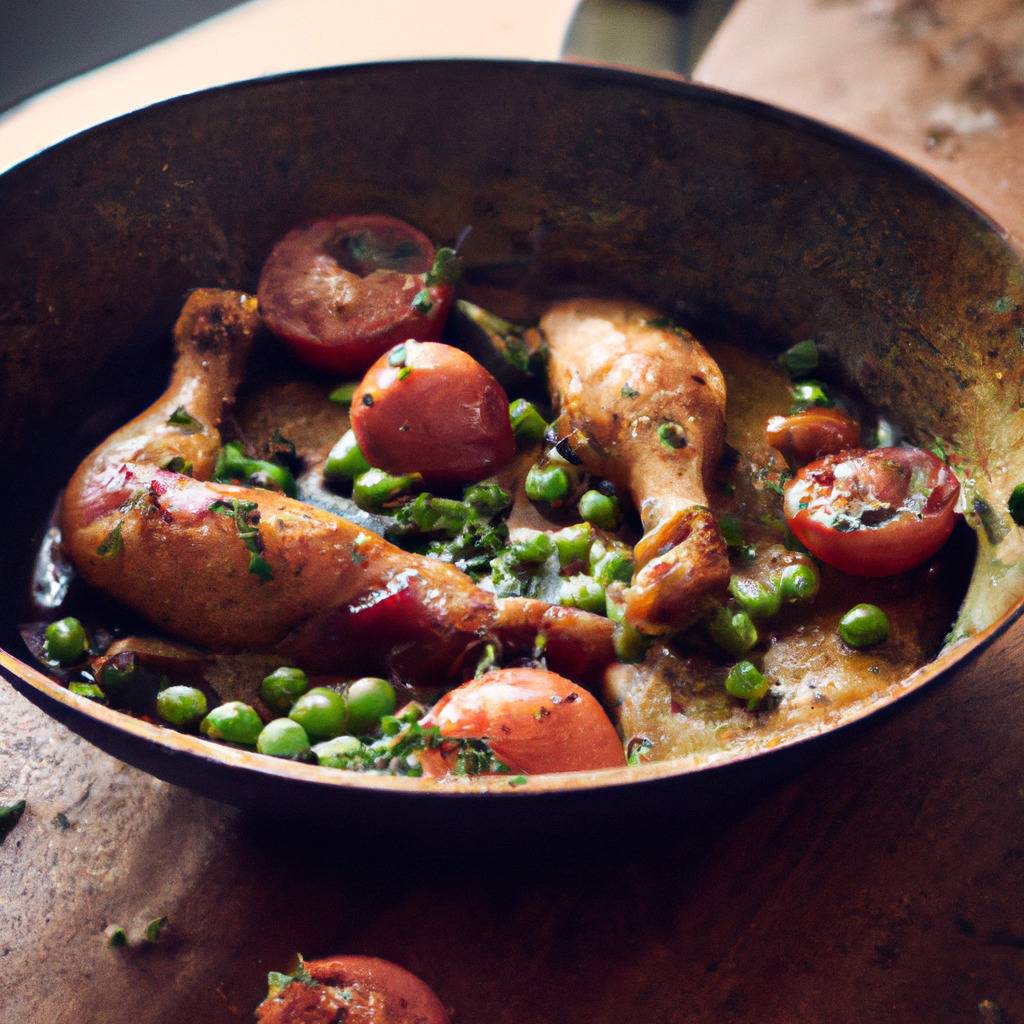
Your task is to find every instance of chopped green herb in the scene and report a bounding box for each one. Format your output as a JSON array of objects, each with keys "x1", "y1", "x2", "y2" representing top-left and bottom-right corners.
[
  {"x1": 627, "y1": 737, "x2": 653, "y2": 766},
  {"x1": 167, "y1": 406, "x2": 203, "y2": 433},
  {"x1": 474, "y1": 643, "x2": 498, "y2": 678},
  {"x1": 162, "y1": 455, "x2": 193, "y2": 475},
  {"x1": 509, "y1": 775, "x2": 528, "y2": 787},
  {"x1": 657, "y1": 421, "x2": 688, "y2": 450},
  {"x1": 143, "y1": 916, "x2": 168, "y2": 943},
  {"x1": 209, "y1": 498, "x2": 273, "y2": 582},
  {"x1": 718, "y1": 515, "x2": 744, "y2": 549},
  {"x1": 929, "y1": 437, "x2": 949, "y2": 462},
  {"x1": 451, "y1": 738, "x2": 509, "y2": 776},
  {"x1": 777, "y1": 339, "x2": 818, "y2": 378},
  {"x1": 620, "y1": 384, "x2": 640, "y2": 399},
  {"x1": 425, "y1": 246, "x2": 462, "y2": 286},
  {"x1": 790, "y1": 380, "x2": 833, "y2": 412},
  {"x1": 0, "y1": 800, "x2": 27, "y2": 844},
  {"x1": 96, "y1": 521, "x2": 123, "y2": 558},
  {"x1": 411, "y1": 289, "x2": 433, "y2": 315},
  {"x1": 329, "y1": 382, "x2": 359, "y2": 407},
  {"x1": 104, "y1": 925, "x2": 128, "y2": 948}
]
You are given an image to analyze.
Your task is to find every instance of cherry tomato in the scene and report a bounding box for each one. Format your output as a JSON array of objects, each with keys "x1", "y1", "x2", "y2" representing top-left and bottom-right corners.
[
  {"x1": 765, "y1": 408, "x2": 860, "y2": 465},
  {"x1": 256, "y1": 955, "x2": 450, "y2": 1024},
  {"x1": 258, "y1": 215, "x2": 452, "y2": 375},
  {"x1": 419, "y1": 667, "x2": 625, "y2": 776},
  {"x1": 351, "y1": 341, "x2": 515, "y2": 485},
  {"x1": 783, "y1": 446, "x2": 960, "y2": 576}
]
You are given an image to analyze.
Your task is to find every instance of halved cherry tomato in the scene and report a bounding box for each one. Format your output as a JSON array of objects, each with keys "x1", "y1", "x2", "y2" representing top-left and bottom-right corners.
[
  {"x1": 351, "y1": 341, "x2": 515, "y2": 485},
  {"x1": 419, "y1": 667, "x2": 625, "y2": 776},
  {"x1": 783, "y1": 446, "x2": 960, "y2": 576},
  {"x1": 765, "y1": 408, "x2": 860, "y2": 465},
  {"x1": 256, "y1": 955, "x2": 450, "y2": 1024},
  {"x1": 258, "y1": 215, "x2": 452, "y2": 375}
]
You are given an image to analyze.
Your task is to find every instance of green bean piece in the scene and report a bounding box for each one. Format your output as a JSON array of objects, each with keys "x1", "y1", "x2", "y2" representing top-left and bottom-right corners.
[
  {"x1": 329, "y1": 382, "x2": 360, "y2": 407},
  {"x1": 509, "y1": 399, "x2": 548, "y2": 443},
  {"x1": 777, "y1": 339, "x2": 818, "y2": 378},
  {"x1": 838, "y1": 603, "x2": 889, "y2": 648},
  {"x1": 524, "y1": 463, "x2": 570, "y2": 503},
  {"x1": 790, "y1": 380, "x2": 834, "y2": 412},
  {"x1": 724, "y1": 660, "x2": 770, "y2": 709},
  {"x1": 1009, "y1": 483, "x2": 1024, "y2": 526},
  {"x1": 707, "y1": 606, "x2": 758, "y2": 657},
  {"x1": 553, "y1": 522, "x2": 593, "y2": 567},
  {"x1": 288, "y1": 686, "x2": 347, "y2": 740},
  {"x1": 257, "y1": 718, "x2": 311, "y2": 758},
  {"x1": 778, "y1": 563, "x2": 819, "y2": 603},
  {"x1": 313, "y1": 735, "x2": 365, "y2": 769},
  {"x1": 323, "y1": 430, "x2": 371, "y2": 480},
  {"x1": 43, "y1": 617, "x2": 89, "y2": 666},
  {"x1": 511, "y1": 531, "x2": 556, "y2": 565},
  {"x1": 200, "y1": 701, "x2": 264, "y2": 745},
  {"x1": 578, "y1": 489, "x2": 621, "y2": 530},
  {"x1": 345, "y1": 677, "x2": 397, "y2": 734},
  {"x1": 155, "y1": 685, "x2": 208, "y2": 727},
  {"x1": 352, "y1": 468, "x2": 420, "y2": 510},
  {"x1": 69, "y1": 682, "x2": 106, "y2": 703},
  {"x1": 728, "y1": 576, "x2": 781, "y2": 619},
  {"x1": 558, "y1": 575, "x2": 607, "y2": 615},
  {"x1": 260, "y1": 666, "x2": 310, "y2": 711}
]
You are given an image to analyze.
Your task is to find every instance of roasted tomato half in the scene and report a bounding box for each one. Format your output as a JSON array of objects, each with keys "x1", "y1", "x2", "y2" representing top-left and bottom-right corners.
[
  {"x1": 352, "y1": 341, "x2": 515, "y2": 485},
  {"x1": 419, "y1": 667, "x2": 625, "y2": 776},
  {"x1": 765, "y1": 408, "x2": 860, "y2": 465},
  {"x1": 783, "y1": 446, "x2": 960, "y2": 576},
  {"x1": 258, "y1": 215, "x2": 453, "y2": 375},
  {"x1": 256, "y1": 955, "x2": 450, "y2": 1024}
]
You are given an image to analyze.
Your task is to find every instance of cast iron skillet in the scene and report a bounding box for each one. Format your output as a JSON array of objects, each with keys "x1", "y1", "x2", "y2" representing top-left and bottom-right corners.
[{"x1": 2, "y1": 60, "x2": 1023, "y2": 829}]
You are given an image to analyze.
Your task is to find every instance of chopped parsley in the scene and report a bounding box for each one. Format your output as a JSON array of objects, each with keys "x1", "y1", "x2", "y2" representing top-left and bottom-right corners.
[
  {"x1": 167, "y1": 406, "x2": 203, "y2": 433},
  {"x1": 657, "y1": 421, "x2": 688, "y2": 450},
  {"x1": 777, "y1": 339, "x2": 818, "y2": 378},
  {"x1": 425, "y1": 246, "x2": 462, "y2": 286},
  {"x1": 143, "y1": 916, "x2": 168, "y2": 943},
  {"x1": 209, "y1": 498, "x2": 273, "y2": 582},
  {"x1": 620, "y1": 384, "x2": 640, "y2": 399},
  {"x1": 96, "y1": 521, "x2": 123, "y2": 558},
  {"x1": 627, "y1": 737, "x2": 653, "y2": 766},
  {"x1": 162, "y1": 455, "x2": 193, "y2": 475},
  {"x1": 411, "y1": 289, "x2": 433, "y2": 315}
]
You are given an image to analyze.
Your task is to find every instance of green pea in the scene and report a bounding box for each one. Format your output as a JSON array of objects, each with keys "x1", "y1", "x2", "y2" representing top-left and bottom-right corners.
[
  {"x1": 1009, "y1": 483, "x2": 1024, "y2": 526},
  {"x1": 778, "y1": 563, "x2": 819, "y2": 603},
  {"x1": 553, "y1": 522, "x2": 592, "y2": 567},
  {"x1": 509, "y1": 399, "x2": 548, "y2": 443},
  {"x1": 592, "y1": 550, "x2": 635, "y2": 586},
  {"x1": 155, "y1": 685, "x2": 208, "y2": 727},
  {"x1": 256, "y1": 718, "x2": 311, "y2": 758},
  {"x1": 777, "y1": 339, "x2": 818, "y2": 378},
  {"x1": 511, "y1": 531, "x2": 556, "y2": 564},
  {"x1": 524, "y1": 463, "x2": 570, "y2": 503},
  {"x1": 43, "y1": 617, "x2": 89, "y2": 666},
  {"x1": 707, "y1": 606, "x2": 758, "y2": 657},
  {"x1": 324, "y1": 430, "x2": 371, "y2": 480},
  {"x1": 69, "y1": 682, "x2": 106, "y2": 703},
  {"x1": 724, "y1": 660, "x2": 769, "y2": 708},
  {"x1": 352, "y1": 468, "x2": 420, "y2": 510},
  {"x1": 200, "y1": 701, "x2": 263, "y2": 745},
  {"x1": 728, "y1": 575, "x2": 781, "y2": 618},
  {"x1": 838, "y1": 604, "x2": 889, "y2": 648},
  {"x1": 790, "y1": 379, "x2": 833, "y2": 411},
  {"x1": 288, "y1": 686, "x2": 347, "y2": 740},
  {"x1": 100, "y1": 656, "x2": 137, "y2": 698},
  {"x1": 606, "y1": 594, "x2": 650, "y2": 663},
  {"x1": 313, "y1": 735, "x2": 365, "y2": 768},
  {"x1": 559, "y1": 575, "x2": 607, "y2": 614},
  {"x1": 328, "y1": 381, "x2": 359, "y2": 407},
  {"x1": 463, "y1": 481, "x2": 512, "y2": 516},
  {"x1": 260, "y1": 666, "x2": 310, "y2": 711},
  {"x1": 578, "y1": 489, "x2": 620, "y2": 530},
  {"x1": 345, "y1": 677, "x2": 397, "y2": 734}
]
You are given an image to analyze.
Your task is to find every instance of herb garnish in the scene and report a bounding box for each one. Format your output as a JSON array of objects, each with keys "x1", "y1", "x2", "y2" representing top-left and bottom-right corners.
[
  {"x1": 209, "y1": 498, "x2": 273, "y2": 582},
  {"x1": 167, "y1": 406, "x2": 203, "y2": 433},
  {"x1": 411, "y1": 289, "x2": 433, "y2": 315},
  {"x1": 425, "y1": 246, "x2": 462, "y2": 286},
  {"x1": 143, "y1": 916, "x2": 169, "y2": 943},
  {"x1": 627, "y1": 737, "x2": 653, "y2": 766},
  {"x1": 657, "y1": 421, "x2": 688, "y2": 450},
  {"x1": 620, "y1": 384, "x2": 640, "y2": 399},
  {"x1": 96, "y1": 521, "x2": 123, "y2": 558},
  {"x1": 162, "y1": 455, "x2": 193, "y2": 475},
  {"x1": 329, "y1": 382, "x2": 359, "y2": 407}
]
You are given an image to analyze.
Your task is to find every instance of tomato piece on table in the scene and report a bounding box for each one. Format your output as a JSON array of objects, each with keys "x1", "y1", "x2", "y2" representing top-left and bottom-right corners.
[
  {"x1": 258, "y1": 215, "x2": 453, "y2": 375},
  {"x1": 256, "y1": 955, "x2": 450, "y2": 1024},
  {"x1": 783, "y1": 446, "x2": 960, "y2": 576},
  {"x1": 351, "y1": 340, "x2": 515, "y2": 485},
  {"x1": 765, "y1": 407, "x2": 860, "y2": 465},
  {"x1": 418, "y1": 667, "x2": 625, "y2": 776}
]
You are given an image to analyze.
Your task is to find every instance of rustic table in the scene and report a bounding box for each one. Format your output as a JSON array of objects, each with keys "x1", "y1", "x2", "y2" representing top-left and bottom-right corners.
[{"x1": 3, "y1": 2, "x2": 1023, "y2": 1021}]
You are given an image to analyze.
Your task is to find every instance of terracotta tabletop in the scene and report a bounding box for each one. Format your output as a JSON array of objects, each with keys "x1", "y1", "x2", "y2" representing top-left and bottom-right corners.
[{"x1": 3, "y1": 2, "x2": 1023, "y2": 1021}]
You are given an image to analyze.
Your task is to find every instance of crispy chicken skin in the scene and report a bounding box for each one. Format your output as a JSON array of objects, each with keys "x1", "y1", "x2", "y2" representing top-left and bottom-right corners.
[
  {"x1": 541, "y1": 298, "x2": 730, "y2": 633},
  {"x1": 60, "y1": 290, "x2": 613, "y2": 684}
]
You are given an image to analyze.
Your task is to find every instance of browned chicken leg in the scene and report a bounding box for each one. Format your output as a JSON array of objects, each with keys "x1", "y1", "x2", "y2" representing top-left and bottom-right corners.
[
  {"x1": 61, "y1": 290, "x2": 613, "y2": 684},
  {"x1": 541, "y1": 298, "x2": 730, "y2": 634}
]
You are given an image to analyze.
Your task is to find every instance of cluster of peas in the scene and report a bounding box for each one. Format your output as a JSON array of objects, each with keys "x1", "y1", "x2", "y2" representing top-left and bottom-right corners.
[{"x1": 40, "y1": 618, "x2": 399, "y2": 763}]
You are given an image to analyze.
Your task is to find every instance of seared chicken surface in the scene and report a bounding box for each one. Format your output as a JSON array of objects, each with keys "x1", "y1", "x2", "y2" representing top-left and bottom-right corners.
[
  {"x1": 541, "y1": 299, "x2": 730, "y2": 633},
  {"x1": 60, "y1": 290, "x2": 613, "y2": 685}
]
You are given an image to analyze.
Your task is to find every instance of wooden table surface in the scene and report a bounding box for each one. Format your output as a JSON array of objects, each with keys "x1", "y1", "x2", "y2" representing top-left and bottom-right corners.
[{"x1": 3, "y1": 2, "x2": 1023, "y2": 1021}]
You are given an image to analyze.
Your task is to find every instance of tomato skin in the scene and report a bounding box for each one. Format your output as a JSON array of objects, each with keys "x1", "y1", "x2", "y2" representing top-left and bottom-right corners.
[
  {"x1": 419, "y1": 667, "x2": 625, "y2": 776},
  {"x1": 765, "y1": 408, "x2": 860, "y2": 464},
  {"x1": 258, "y1": 215, "x2": 452, "y2": 376},
  {"x1": 783, "y1": 446, "x2": 960, "y2": 576},
  {"x1": 256, "y1": 955, "x2": 450, "y2": 1024},
  {"x1": 351, "y1": 341, "x2": 515, "y2": 485}
]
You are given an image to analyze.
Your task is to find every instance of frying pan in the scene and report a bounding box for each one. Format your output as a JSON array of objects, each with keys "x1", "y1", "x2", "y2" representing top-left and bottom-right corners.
[{"x1": 1, "y1": 59, "x2": 1023, "y2": 830}]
